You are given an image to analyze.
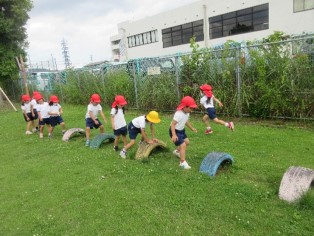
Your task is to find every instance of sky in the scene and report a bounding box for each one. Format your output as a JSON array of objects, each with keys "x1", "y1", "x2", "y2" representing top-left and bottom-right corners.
[{"x1": 26, "y1": 0, "x2": 200, "y2": 70}]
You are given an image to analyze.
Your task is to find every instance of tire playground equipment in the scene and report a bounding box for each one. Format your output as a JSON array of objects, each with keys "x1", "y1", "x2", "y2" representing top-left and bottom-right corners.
[
  {"x1": 135, "y1": 140, "x2": 167, "y2": 160},
  {"x1": 279, "y1": 166, "x2": 314, "y2": 203},
  {"x1": 199, "y1": 152, "x2": 234, "y2": 177},
  {"x1": 89, "y1": 133, "x2": 115, "y2": 149},
  {"x1": 62, "y1": 128, "x2": 86, "y2": 141}
]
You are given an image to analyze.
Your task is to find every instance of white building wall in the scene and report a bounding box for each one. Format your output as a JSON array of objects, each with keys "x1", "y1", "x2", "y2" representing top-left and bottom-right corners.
[{"x1": 110, "y1": 0, "x2": 314, "y2": 61}]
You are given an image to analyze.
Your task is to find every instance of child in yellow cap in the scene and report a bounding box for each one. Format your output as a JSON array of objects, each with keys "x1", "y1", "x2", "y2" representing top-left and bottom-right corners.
[{"x1": 120, "y1": 111, "x2": 160, "y2": 158}]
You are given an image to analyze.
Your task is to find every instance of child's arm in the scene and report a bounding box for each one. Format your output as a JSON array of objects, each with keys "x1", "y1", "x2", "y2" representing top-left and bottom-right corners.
[
  {"x1": 110, "y1": 115, "x2": 115, "y2": 130},
  {"x1": 186, "y1": 121, "x2": 197, "y2": 133},
  {"x1": 213, "y1": 96, "x2": 223, "y2": 107},
  {"x1": 140, "y1": 128, "x2": 153, "y2": 144},
  {"x1": 30, "y1": 103, "x2": 35, "y2": 117},
  {"x1": 150, "y1": 123, "x2": 159, "y2": 142},
  {"x1": 89, "y1": 111, "x2": 98, "y2": 125},
  {"x1": 59, "y1": 107, "x2": 63, "y2": 115},
  {"x1": 22, "y1": 109, "x2": 30, "y2": 121},
  {"x1": 38, "y1": 111, "x2": 42, "y2": 121},
  {"x1": 100, "y1": 110, "x2": 107, "y2": 124},
  {"x1": 170, "y1": 120, "x2": 178, "y2": 143}
]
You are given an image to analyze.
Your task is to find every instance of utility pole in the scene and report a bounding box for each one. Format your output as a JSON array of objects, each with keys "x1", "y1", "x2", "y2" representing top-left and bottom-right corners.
[{"x1": 61, "y1": 39, "x2": 71, "y2": 69}]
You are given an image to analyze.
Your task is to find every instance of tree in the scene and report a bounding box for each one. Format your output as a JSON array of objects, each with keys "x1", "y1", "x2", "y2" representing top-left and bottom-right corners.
[{"x1": 0, "y1": 0, "x2": 33, "y2": 90}]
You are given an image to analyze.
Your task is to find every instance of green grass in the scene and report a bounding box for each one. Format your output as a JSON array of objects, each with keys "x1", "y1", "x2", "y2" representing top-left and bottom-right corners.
[{"x1": 0, "y1": 104, "x2": 313, "y2": 235}]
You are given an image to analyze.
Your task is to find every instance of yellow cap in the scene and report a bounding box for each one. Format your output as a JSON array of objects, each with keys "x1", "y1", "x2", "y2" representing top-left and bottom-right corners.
[{"x1": 146, "y1": 111, "x2": 161, "y2": 123}]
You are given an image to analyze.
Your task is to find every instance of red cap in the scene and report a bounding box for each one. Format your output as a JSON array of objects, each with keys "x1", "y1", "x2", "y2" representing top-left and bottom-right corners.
[
  {"x1": 50, "y1": 95, "x2": 59, "y2": 103},
  {"x1": 90, "y1": 93, "x2": 101, "y2": 103},
  {"x1": 35, "y1": 93, "x2": 43, "y2": 101},
  {"x1": 111, "y1": 95, "x2": 127, "y2": 108},
  {"x1": 177, "y1": 96, "x2": 198, "y2": 110},
  {"x1": 21, "y1": 94, "x2": 31, "y2": 102},
  {"x1": 200, "y1": 84, "x2": 213, "y2": 97},
  {"x1": 32, "y1": 91, "x2": 41, "y2": 99}
]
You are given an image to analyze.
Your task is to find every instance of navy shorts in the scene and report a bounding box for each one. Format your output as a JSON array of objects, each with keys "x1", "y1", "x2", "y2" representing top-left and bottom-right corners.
[
  {"x1": 128, "y1": 122, "x2": 141, "y2": 140},
  {"x1": 39, "y1": 118, "x2": 51, "y2": 126},
  {"x1": 169, "y1": 127, "x2": 187, "y2": 146},
  {"x1": 32, "y1": 109, "x2": 38, "y2": 119},
  {"x1": 50, "y1": 116, "x2": 64, "y2": 127},
  {"x1": 114, "y1": 126, "x2": 127, "y2": 136},
  {"x1": 85, "y1": 118, "x2": 102, "y2": 129},
  {"x1": 206, "y1": 108, "x2": 217, "y2": 120},
  {"x1": 23, "y1": 112, "x2": 34, "y2": 122}
]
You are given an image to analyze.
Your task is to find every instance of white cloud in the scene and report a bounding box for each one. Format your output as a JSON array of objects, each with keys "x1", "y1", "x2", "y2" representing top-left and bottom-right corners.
[{"x1": 26, "y1": 0, "x2": 199, "y2": 70}]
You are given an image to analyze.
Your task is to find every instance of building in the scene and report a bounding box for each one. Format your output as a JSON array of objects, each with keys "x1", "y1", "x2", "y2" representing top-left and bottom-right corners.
[{"x1": 110, "y1": 0, "x2": 314, "y2": 61}]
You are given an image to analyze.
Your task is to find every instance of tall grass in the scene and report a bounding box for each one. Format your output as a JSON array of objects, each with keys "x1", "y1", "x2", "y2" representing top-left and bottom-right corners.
[{"x1": 0, "y1": 104, "x2": 313, "y2": 235}]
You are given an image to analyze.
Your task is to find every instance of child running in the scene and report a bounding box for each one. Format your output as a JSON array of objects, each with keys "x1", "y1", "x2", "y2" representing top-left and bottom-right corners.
[
  {"x1": 85, "y1": 93, "x2": 108, "y2": 147},
  {"x1": 48, "y1": 95, "x2": 66, "y2": 136},
  {"x1": 120, "y1": 111, "x2": 161, "y2": 158},
  {"x1": 169, "y1": 96, "x2": 198, "y2": 170},
  {"x1": 36, "y1": 93, "x2": 52, "y2": 138},
  {"x1": 199, "y1": 84, "x2": 234, "y2": 134},
  {"x1": 21, "y1": 94, "x2": 33, "y2": 134},
  {"x1": 110, "y1": 95, "x2": 128, "y2": 151}
]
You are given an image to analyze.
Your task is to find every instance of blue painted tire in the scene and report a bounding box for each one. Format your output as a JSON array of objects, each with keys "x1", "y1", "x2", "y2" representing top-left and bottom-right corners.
[
  {"x1": 199, "y1": 152, "x2": 234, "y2": 177},
  {"x1": 90, "y1": 133, "x2": 115, "y2": 149}
]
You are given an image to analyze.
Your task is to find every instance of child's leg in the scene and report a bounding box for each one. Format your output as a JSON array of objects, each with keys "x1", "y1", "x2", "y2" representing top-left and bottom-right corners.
[
  {"x1": 26, "y1": 121, "x2": 32, "y2": 132},
  {"x1": 99, "y1": 125, "x2": 104, "y2": 134},
  {"x1": 203, "y1": 114, "x2": 210, "y2": 127},
  {"x1": 122, "y1": 135, "x2": 127, "y2": 147},
  {"x1": 213, "y1": 117, "x2": 234, "y2": 130},
  {"x1": 86, "y1": 127, "x2": 91, "y2": 140},
  {"x1": 39, "y1": 125, "x2": 44, "y2": 138},
  {"x1": 114, "y1": 135, "x2": 120, "y2": 147},
  {"x1": 60, "y1": 122, "x2": 66, "y2": 132},
  {"x1": 213, "y1": 117, "x2": 226, "y2": 126},
  {"x1": 124, "y1": 139, "x2": 136, "y2": 151}
]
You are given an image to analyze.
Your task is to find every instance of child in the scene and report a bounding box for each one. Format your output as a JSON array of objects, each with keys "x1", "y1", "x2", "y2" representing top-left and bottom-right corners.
[
  {"x1": 85, "y1": 93, "x2": 108, "y2": 146},
  {"x1": 48, "y1": 95, "x2": 66, "y2": 136},
  {"x1": 36, "y1": 94, "x2": 52, "y2": 138},
  {"x1": 21, "y1": 94, "x2": 33, "y2": 134},
  {"x1": 119, "y1": 111, "x2": 161, "y2": 158},
  {"x1": 199, "y1": 84, "x2": 234, "y2": 134},
  {"x1": 110, "y1": 95, "x2": 128, "y2": 151},
  {"x1": 169, "y1": 96, "x2": 198, "y2": 170},
  {"x1": 30, "y1": 91, "x2": 40, "y2": 132}
]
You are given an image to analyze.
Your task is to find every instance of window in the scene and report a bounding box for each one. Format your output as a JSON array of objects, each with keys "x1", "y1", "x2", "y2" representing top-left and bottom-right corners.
[
  {"x1": 209, "y1": 3, "x2": 269, "y2": 39},
  {"x1": 127, "y1": 30, "x2": 158, "y2": 48},
  {"x1": 294, "y1": 0, "x2": 314, "y2": 12},
  {"x1": 161, "y1": 19, "x2": 204, "y2": 48}
]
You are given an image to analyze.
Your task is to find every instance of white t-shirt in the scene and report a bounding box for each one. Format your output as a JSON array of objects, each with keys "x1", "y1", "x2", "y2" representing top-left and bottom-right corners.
[
  {"x1": 30, "y1": 99, "x2": 38, "y2": 110},
  {"x1": 200, "y1": 95, "x2": 214, "y2": 108},
  {"x1": 37, "y1": 102, "x2": 50, "y2": 118},
  {"x1": 132, "y1": 115, "x2": 147, "y2": 129},
  {"x1": 49, "y1": 104, "x2": 61, "y2": 116},
  {"x1": 172, "y1": 110, "x2": 190, "y2": 130},
  {"x1": 85, "y1": 104, "x2": 102, "y2": 119},
  {"x1": 21, "y1": 102, "x2": 31, "y2": 113},
  {"x1": 110, "y1": 108, "x2": 126, "y2": 130}
]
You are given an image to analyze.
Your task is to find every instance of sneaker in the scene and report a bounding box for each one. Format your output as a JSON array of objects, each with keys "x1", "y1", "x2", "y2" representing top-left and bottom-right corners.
[
  {"x1": 228, "y1": 122, "x2": 234, "y2": 131},
  {"x1": 85, "y1": 140, "x2": 90, "y2": 146},
  {"x1": 179, "y1": 161, "x2": 191, "y2": 170},
  {"x1": 204, "y1": 128, "x2": 213, "y2": 134},
  {"x1": 113, "y1": 146, "x2": 119, "y2": 152},
  {"x1": 48, "y1": 133, "x2": 52, "y2": 138},
  {"x1": 25, "y1": 131, "x2": 32, "y2": 135},
  {"x1": 120, "y1": 150, "x2": 126, "y2": 159},
  {"x1": 32, "y1": 128, "x2": 37, "y2": 133},
  {"x1": 172, "y1": 149, "x2": 180, "y2": 158},
  {"x1": 39, "y1": 133, "x2": 43, "y2": 139}
]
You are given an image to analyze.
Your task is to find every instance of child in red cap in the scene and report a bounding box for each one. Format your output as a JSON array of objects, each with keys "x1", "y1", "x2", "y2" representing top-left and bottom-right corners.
[
  {"x1": 85, "y1": 93, "x2": 108, "y2": 146},
  {"x1": 200, "y1": 84, "x2": 234, "y2": 134},
  {"x1": 36, "y1": 94, "x2": 52, "y2": 138},
  {"x1": 169, "y1": 96, "x2": 198, "y2": 170},
  {"x1": 21, "y1": 94, "x2": 33, "y2": 134},
  {"x1": 48, "y1": 95, "x2": 66, "y2": 137},
  {"x1": 110, "y1": 95, "x2": 128, "y2": 151}
]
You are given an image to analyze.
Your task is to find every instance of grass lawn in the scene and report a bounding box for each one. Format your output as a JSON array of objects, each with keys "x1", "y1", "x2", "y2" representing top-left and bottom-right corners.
[{"x1": 0, "y1": 104, "x2": 313, "y2": 235}]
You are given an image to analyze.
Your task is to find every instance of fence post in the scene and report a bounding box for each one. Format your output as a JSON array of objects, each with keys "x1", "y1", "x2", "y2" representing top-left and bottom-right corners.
[
  {"x1": 236, "y1": 47, "x2": 242, "y2": 117},
  {"x1": 175, "y1": 54, "x2": 181, "y2": 101},
  {"x1": 133, "y1": 60, "x2": 139, "y2": 109}
]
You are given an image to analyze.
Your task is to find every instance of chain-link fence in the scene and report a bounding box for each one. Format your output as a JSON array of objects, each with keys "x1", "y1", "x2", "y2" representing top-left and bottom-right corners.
[{"x1": 10, "y1": 34, "x2": 314, "y2": 120}]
